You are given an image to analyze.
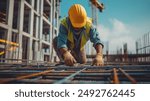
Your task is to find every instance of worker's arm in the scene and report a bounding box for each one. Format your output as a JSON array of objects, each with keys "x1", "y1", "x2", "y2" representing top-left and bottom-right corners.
[
  {"x1": 92, "y1": 44, "x2": 104, "y2": 66},
  {"x1": 57, "y1": 23, "x2": 76, "y2": 66},
  {"x1": 57, "y1": 24, "x2": 68, "y2": 49},
  {"x1": 95, "y1": 43, "x2": 103, "y2": 55},
  {"x1": 89, "y1": 25, "x2": 104, "y2": 48},
  {"x1": 89, "y1": 25, "x2": 104, "y2": 66},
  {"x1": 59, "y1": 48, "x2": 76, "y2": 66}
]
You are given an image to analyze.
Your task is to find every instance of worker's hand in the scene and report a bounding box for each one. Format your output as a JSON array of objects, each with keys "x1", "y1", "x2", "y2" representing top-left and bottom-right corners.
[
  {"x1": 92, "y1": 53, "x2": 104, "y2": 66},
  {"x1": 63, "y1": 51, "x2": 76, "y2": 66}
]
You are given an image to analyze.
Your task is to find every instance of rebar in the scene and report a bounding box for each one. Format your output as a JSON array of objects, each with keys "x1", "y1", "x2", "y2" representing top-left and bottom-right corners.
[
  {"x1": 0, "y1": 65, "x2": 150, "y2": 84},
  {"x1": 113, "y1": 68, "x2": 120, "y2": 84}
]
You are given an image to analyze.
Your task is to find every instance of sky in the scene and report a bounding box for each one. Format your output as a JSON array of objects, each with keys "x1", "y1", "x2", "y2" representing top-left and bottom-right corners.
[{"x1": 60, "y1": 0, "x2": 150, "y2": 54}]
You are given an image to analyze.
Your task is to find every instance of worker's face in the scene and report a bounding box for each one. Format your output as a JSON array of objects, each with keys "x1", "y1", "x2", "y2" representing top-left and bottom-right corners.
[{"x1": 73, "y1": 27, "x2": 83, "y2": 31}]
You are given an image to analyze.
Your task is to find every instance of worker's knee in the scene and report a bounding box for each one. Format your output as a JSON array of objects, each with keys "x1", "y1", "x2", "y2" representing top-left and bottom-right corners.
[
  {"x1": 79, "y1": 50, "x2": 87, "y2": 64},
  {"x1": 81, "y1": 58, "x2": 87, "y2": 64}
]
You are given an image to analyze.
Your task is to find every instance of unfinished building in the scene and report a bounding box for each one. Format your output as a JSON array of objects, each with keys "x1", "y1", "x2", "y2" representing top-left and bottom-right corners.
[
  {"x1": 0, "y1": 0, "x2": 60, "y2": 63},
  {"x1": 136, "y1": 32, "x2": 150, "y2": 62}
]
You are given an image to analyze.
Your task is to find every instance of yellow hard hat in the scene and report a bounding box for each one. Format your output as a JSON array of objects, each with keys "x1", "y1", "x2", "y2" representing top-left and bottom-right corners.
[{"x1": 68, "y1": 4, "x2": 87, "y2": 28}]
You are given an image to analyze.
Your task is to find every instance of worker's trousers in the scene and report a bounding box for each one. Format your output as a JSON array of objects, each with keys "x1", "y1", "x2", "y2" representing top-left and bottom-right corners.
[{"x1": 52, "y1": 37, "x2": 87, "y2": 64}]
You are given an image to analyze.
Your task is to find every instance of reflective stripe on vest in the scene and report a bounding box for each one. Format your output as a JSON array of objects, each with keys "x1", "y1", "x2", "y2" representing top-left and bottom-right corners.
[{"x1": 61, "y1": 17, "x2": 92, "y2": 50}]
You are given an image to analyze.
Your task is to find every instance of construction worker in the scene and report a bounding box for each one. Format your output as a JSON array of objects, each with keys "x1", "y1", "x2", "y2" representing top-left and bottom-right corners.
[{"x1": 53, "y1": 4, "x2": 104, "y2": 66}]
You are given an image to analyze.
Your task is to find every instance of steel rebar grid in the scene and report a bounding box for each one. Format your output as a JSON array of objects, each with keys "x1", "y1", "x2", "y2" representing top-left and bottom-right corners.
[
  {"x1": 54, "y1": 68, "x2": 87, "y2": 84},
  {"x1": 0, "y1": 65, "x2": 150, "y2": 84},
  {"x1": 119, "y1": 68, "x2": 137, "y2": 84},
  {"x1": 113, "y1": 68, "x2": 120, "y2": 84},
  {"x1": 0, "y1": 69, "x2": 54, "y2": 83}
]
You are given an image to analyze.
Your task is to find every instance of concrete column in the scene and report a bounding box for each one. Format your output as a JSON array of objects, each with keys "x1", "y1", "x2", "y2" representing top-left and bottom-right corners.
[
  {"x1": 28, "y1": 38, "x2": 33, "y2": 62},
  {"x1": 38, "y1": 0, "x2": 44, "y2": 61},
  {"x1": 51, "y1": 0, "x2": 55, "y2": 62},
  {"x1": 35, "y1": 15, "x2": 39, "y2": 39},
  {"x1": 28, "y1": 0, "x2": 34, "y2": 61},
  {"x1": 5, "y1": 0, "x2": 14, "y2": 61},
  {"x1": 36, "y1": 0, "x2": 40, "y2": 14},
  {"x1": 33, "y1": 41, "x2": 38, "y2": 61},
  {"x1": 18, "y1": 0, "x2": 25, "y2": 61},
  {"x1": 49, "y1": 2, "x2": 52, "y2": 61}
]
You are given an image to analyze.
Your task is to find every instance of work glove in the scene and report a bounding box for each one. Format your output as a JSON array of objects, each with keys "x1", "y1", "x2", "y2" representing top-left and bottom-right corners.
[
  {"x1": 92, "y1": 53, "x2": 104, "y2": 66},
  {"x1": 63, "y1": 51, "x2": 77, "y2": 66}
]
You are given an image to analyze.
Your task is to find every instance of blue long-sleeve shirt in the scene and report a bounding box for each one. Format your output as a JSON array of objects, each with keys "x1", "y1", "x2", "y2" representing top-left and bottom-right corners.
[{"x1": 57, "y1": 19, "x2": 104, "y2": 50}]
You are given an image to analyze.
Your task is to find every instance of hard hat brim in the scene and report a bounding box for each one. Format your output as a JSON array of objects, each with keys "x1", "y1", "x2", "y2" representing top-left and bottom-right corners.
[{"x1": 71, "y1": 19, "x2": 86, "y2": 28}]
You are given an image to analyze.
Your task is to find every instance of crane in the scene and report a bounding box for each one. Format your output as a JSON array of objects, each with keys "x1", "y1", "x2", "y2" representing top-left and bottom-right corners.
[
  {"x1": 88, "y1": 0, "x2": 104, "y2": 55},
  {"x1": 89, "y1": 0, "x2": 104, "y2": 26},
  {"x1": 90, "y1": 0, "x2": 104, "y2": 12}
]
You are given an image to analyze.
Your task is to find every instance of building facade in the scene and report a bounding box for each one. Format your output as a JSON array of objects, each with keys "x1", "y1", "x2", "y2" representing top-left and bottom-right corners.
[{"x1": 0, "y1": 0, "x2": 60, "y2": 63}]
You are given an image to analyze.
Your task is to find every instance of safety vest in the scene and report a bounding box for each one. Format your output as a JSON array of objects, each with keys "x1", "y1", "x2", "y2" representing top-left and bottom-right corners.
[{"x1": 61, "y1": 17, "x2": 92, "y2": 50}]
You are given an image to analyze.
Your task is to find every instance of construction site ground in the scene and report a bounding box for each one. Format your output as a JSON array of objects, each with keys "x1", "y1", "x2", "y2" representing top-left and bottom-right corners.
[{"x1": 0, "y1": 62, "x2": 150, "y2": 84}]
